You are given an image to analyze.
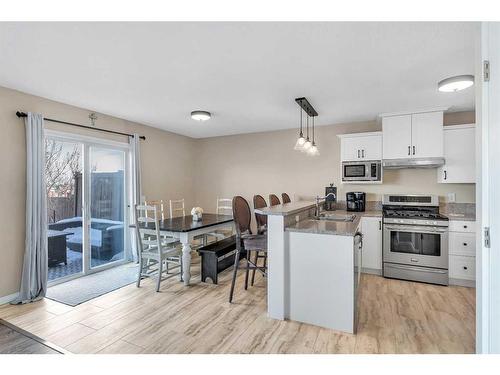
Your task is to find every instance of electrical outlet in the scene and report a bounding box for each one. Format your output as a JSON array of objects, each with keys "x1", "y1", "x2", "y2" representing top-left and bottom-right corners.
[{"x1": 446, "y1": 192, "x2": 456, "y2": 203}]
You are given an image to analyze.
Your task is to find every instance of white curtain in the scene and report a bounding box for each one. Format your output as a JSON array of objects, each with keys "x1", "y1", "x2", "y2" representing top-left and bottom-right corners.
[
  {"x1": 13, "y1": 113, "x2": 47, "y2": 304},
  {"x1": 130, "y1": 133, "x2": 143, "y2": 262}
]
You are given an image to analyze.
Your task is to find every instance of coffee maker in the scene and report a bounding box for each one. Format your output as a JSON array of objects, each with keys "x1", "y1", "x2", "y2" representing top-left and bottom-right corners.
[
  {"x1": 346, "y1": 192, "x2": 366, "y2": 212},
  {"x1": 324, "y1": 183, "x2": 337, "y2": 211}
]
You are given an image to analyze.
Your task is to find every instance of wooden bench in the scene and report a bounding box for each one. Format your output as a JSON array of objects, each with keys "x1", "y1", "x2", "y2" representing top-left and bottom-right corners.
[{"x1": 198, "y1": 235, "x2": 243, "y2": 284}]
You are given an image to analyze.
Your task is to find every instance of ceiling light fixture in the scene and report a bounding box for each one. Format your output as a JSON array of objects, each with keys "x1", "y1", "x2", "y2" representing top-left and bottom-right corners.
[
  {"x1": 438, "y1": 75, "x2": 474, "y2": 92},
  {"x1": 191, "y1": 110, "x2": 211, "y2": 121},
  {"x1": 294, "y1": 97, "x2": 319, "y2": 156}
]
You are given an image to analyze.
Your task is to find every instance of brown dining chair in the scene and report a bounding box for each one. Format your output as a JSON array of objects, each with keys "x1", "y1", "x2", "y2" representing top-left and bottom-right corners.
[
  {"x1": 229, "y1": 196, "x2": 267, "y2": 303},
  {"x1": 281, "y1": 193, "x2": 291, "y2": 204},
  {"x1": 251, "y1": 195, "x2": 269, "y2": 286},
  {"x1": 269, "y1": 194, "x2": 281, "y2": 206},
  {"x1": 253, "y1": 195, "x2": 268, "y2": 235}
]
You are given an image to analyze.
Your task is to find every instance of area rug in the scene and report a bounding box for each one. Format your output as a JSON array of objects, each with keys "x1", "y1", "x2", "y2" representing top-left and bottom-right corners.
[{"x1": 46, "y1": 263, "x2": 139, "y2": 306}]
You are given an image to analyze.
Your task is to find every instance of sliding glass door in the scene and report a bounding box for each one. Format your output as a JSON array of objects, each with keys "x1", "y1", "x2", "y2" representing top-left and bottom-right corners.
[
  {"x1": 45, "y1": 132, "x2": 131, "y2": 284},
  {"x1": 88, "y1": 147, "x2": 126, "y2": 269}
]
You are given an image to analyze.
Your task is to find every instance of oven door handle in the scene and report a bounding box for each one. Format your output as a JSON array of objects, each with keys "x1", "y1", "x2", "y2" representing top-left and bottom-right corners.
[{"x1": 383, "y1": 224, "x2": 448, "y2": 233}]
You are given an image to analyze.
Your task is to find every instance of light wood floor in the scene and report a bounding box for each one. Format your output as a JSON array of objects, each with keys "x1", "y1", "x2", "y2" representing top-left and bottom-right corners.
[
  {"x1": 0, "y1": 257, "x2": 475, "y2": 354},
  {"x1": 0, "y1": 323, "x2": 60, "y2": 354}
]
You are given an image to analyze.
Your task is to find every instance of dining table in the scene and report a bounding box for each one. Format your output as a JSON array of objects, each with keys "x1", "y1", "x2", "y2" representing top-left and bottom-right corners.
[{"x1": 131, "y1": 213, "x2": 234, "y2": 285}]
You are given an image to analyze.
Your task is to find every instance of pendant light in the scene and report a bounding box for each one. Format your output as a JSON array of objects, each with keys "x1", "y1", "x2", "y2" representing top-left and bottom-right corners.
[
  {"x1": 302, "y1": 115, "x2": 312, "y2": 152},
  {"x1": 307, "y1": 116, "x2": 319, "y2": 156},
  {"x1": 294, "y1": 107, "x2": 306, "y2": 150}
]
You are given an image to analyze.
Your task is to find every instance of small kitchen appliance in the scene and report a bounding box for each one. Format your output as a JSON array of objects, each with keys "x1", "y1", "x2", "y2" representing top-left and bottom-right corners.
[
  {"x1": 382, "y1": 194, "x2": 449, "y2": 285},
  {"x1": 346, "y1": 192, "x2": 366, "y2": 212},
  {"x1": 324, "y1": 183, "x2": 337, "y2": 211},
  {"x1": 342, "y1": 160, "x2": 381, "y2": 182}
]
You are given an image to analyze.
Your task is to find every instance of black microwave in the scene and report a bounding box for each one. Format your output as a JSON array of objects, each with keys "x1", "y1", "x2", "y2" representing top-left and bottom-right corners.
[{"x1": 342, "y1": 161, "x2": 381, "y2": 182}]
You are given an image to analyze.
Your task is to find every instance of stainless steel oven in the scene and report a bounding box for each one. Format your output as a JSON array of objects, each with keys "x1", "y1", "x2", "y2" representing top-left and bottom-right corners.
[
  {"x1": 382, "y1": 194, "x2": 449, "y2": 285},
  {"x1": 342, "y1": 161, "x2": 381, "y2": 182}
]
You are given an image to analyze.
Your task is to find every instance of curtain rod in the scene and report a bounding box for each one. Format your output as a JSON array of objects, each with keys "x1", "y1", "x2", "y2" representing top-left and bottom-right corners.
[{"x1": 16, "y1": 111, "x2": 146, "y2": 140}]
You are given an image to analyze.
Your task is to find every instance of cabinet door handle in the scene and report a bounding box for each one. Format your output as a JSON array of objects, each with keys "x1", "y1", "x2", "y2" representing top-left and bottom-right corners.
[
  {"x1": 463, "y1": 266, "x2": 468, "y2": 270},
  {"x1": 444, "y1": 170, "x2": 447, "y2": 180},
  {"x1": 463, "y1": 242, "x2": 468, "y2": 246},
  {"x1": 362, "y1": 149, "x2": 365, "y2": 158},
  {"x1": 357, "y1": 150, "x2": 360, "y2": 158},
  {"x1": 379, "y1": 221, "x2": 382, "y2": 230},
  {"x1": 412, "y1": 146, "x2": 416, "y2": 155},
  {"x1": 408, "y1": 146, "x2": 411, "y2": 155}
]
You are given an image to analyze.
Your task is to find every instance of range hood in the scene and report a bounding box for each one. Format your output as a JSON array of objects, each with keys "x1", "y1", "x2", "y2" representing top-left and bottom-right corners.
[{"x1": 383, "y1": 157, "x2": 445, "y2": 169}]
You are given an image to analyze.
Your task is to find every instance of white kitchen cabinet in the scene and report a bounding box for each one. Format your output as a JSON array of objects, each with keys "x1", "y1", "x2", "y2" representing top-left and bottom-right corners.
[
  {"x1": 411, "y1": 111, "x2": 444, "y2": 158},
  {"x1": 360, "y1": 216, "x2": 383, "y2": 274},
  {"x1": 437, "y1": 125, "x2": 476, "y2": 183},
  {"x1": 339, "y1": 132, "x2": 382, "y2": 162},
  {"x1": 381, "y1": 110, "x2": 444, "y2": 160},
  {"x1": 382, "y1": 114, "x2": 412, "y2": 160},
  {"x1": 448, "y1": 219, "x2": 476, "y2": 287}
]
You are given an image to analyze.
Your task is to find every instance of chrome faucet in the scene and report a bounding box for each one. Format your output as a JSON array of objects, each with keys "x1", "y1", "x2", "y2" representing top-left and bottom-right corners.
[{"x1": 315, "y1": 192, "x2": 336, "y2": 216}]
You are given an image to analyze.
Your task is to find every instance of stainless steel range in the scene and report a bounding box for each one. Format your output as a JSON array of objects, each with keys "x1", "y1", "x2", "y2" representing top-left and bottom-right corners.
[{"x1": 382, "y1": 194, "x2": 449, "y2": 285}]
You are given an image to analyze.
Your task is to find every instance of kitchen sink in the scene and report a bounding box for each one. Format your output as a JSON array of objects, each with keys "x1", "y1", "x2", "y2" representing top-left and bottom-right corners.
[{"x1": 315, "y1": 213, "x2": 356, "y2": 222}]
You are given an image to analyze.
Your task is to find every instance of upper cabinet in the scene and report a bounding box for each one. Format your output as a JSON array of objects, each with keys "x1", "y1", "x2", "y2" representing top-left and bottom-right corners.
[
  {"x1": 437, "y1": 125, "x2": 476, "y2": 183},
  {"x1": 339, "y1": 132, "x2": 382, "y2": 162},
  {"x1": 382, "y1": 110, "x2": 444, "y2": 160}
]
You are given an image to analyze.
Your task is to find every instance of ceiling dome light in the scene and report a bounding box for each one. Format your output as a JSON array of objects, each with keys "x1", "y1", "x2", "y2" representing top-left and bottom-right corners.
[
  {"x1": 438, "y1": 75, "x2": 474, "y2": 92},
  {"x1": 191, "y1": 110, "x2": 211, "y2": 121}
]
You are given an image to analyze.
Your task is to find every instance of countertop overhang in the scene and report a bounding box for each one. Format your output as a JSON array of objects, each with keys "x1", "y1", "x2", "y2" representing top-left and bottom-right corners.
[{"x1": 254, "y1": 201, "x2": 317, "y2": 216}]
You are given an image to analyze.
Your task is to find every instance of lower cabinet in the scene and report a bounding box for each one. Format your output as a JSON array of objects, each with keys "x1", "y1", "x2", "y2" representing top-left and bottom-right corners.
[
  {"x1": 361, "y1": 216, "x2": 383, "y2": 274},
  {"x1": 449, "y1": 220, "x2": 476, "y2": 287}
]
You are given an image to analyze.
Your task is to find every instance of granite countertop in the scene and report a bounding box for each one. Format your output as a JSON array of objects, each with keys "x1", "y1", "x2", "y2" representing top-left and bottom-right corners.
[
  {"x1": 441, "y1": 212, "x2": 476, "y2": 222},
  {"x1": 285, "y1": 210, "x2": 382, "y2": 236},
  {"x1": 254, "y1": 201, "x2": 316, "y2": 216}
]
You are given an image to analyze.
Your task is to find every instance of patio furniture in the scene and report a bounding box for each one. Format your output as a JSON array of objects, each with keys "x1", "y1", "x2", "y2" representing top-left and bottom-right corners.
[
  {"x1": 47, "y1": 230, "x2": 71, "y2": 266},
  {"x1": 48, "y1": 217, "x2": 124, "y2": 261}
]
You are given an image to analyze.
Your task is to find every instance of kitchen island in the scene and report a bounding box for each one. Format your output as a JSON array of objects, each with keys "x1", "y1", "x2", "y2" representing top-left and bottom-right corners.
[{"x1": 255, "y1": 201, "x2": 363, "y2": 333}]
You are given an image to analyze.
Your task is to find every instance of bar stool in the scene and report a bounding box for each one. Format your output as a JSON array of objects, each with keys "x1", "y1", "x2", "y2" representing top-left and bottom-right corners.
[
  {"x1": 281, "y1": 193, "x2": 291, "y2": 204},
  {"x1": 251, "y1": 195, "x2": 268, "y2": 286},
  {"x1": 269, "y1": 194, "x2": 281, "y2": 206},
  {"x1": 229, "y1": 196, "x2": 267, "y2": 303}
]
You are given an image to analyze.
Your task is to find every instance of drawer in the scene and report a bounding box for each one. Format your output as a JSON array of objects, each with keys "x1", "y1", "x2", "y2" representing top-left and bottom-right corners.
[
  {"x1": 449, "y1": 255, "x2": 475, "y2": 280},
  {"x1": 449, "y1": 220, "x2": 475, "y2": 233},
  {"x1": 449, "y1": 232, "x2": 476, "y2": 256}
]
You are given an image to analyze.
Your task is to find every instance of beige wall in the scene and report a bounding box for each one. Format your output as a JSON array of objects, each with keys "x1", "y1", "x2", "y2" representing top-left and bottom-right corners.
[
  {"x1": 0, "y1": 86, "x2": 197, "y2": 298},
  {"x1": 194, "y1": 113, "x2": 476, "y2": 215}
]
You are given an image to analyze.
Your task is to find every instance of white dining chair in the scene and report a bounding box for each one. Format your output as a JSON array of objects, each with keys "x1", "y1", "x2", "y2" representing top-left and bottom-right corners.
[
  {"x1": 169, "y1": 199, "x2": 185, "y2": 218},
  {"x1": 134, "y1": 204, "x2": 183, "y2": 291},
  {"x1": 206, "y1": 197, "x2": 234, "y2": 242},
  {"x1": 144, "y1": 199, "x2": 166, "y2": 220}
]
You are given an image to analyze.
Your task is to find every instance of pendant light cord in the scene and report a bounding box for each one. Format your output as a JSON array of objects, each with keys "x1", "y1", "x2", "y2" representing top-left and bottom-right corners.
[
  {"x1": 299, "y1": 107, "x2": 303, "y2": 137},
  {"x1": 306, "y1": 115, "x2": 309, "y2": 140},
  {"x1": 312, "y1": 116, "x2": 315, "y2": 143}
]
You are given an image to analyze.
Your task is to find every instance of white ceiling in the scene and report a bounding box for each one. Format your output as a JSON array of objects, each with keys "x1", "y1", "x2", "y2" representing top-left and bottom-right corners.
[{"x1": 0, "y1": 22, "x2": 477, "y2": 138}]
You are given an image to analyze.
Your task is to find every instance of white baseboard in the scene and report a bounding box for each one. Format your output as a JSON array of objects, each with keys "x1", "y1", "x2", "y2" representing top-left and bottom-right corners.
[
  {"x1": 449, "y1": 278, "x2": 476, "y2": 288},
  {"x1": 361, "y1": 268, "x2": 383, "y2": 276},
  {"x1": 0, "y1": 292, "x2": 19, "y2": 305}
]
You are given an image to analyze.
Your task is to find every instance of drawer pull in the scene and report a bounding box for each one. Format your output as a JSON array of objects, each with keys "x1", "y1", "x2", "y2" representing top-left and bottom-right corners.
[
  {"x1": 463, "y1": 225, "x2": 468, "y2": 229},
  {"x1": 463, "y1": 266, "x2": 468, "y2": 270},
  {"x1": 463, "y1": 243, "x2": 468, "y2": 246}
]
